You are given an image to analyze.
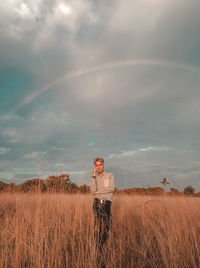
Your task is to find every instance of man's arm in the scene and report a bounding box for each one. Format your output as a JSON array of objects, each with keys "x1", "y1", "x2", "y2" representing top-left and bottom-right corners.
[
  {"x1": 89, "y1": 177, "x2": 97, "y2": 193},
  {"x1": 100, "y1": 173, "x2": 115, "y2": 194}
]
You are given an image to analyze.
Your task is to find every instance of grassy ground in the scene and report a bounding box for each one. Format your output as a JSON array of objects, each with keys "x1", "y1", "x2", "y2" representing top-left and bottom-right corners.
[{"x1": 0, "y1": 193, "x2": 200, "y2": 267}]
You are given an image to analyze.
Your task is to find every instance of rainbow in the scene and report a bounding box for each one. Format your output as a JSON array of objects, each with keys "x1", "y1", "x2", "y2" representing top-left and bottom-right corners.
[{"x1": 18, "y1": 59, "x2": 200, "y2": 109}]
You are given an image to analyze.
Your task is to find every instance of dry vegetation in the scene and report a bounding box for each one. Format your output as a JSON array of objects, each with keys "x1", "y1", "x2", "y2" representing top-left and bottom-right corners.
[{"x1": 1, "y1": 193, "x2": 200, "y2": 268}]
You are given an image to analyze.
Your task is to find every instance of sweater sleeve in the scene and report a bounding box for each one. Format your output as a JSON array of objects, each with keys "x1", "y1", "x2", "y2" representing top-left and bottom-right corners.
[
  {"x1": 100, "y1": 173, "x2": 115, "y2": 194},
  {"x1": 90, "y1": 177, "x2": 97, "y2": 192}
]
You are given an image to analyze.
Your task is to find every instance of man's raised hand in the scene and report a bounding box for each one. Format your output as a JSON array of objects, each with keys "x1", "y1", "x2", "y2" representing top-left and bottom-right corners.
[{"x1": 93, "y1": 165, "x2": 98, "y2": 176}]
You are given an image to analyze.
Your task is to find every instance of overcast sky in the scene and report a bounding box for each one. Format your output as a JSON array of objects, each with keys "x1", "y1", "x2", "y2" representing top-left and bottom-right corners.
[{"x1": 0, "y1": 0, "x2": 200, "y2": 191}]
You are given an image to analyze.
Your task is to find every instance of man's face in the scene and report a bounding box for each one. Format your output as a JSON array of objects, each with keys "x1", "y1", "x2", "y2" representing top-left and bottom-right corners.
[{"x1": 95, "y1": 161, "x2": 104, "y2": 173}]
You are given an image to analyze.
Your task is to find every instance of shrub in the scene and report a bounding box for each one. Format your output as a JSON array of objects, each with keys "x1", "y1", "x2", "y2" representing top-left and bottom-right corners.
[{"x1": 184, "y1": 185, "x2": 195, "y2": 195}]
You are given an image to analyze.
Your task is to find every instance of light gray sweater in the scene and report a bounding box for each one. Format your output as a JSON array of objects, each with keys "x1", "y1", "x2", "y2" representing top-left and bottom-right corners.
[{"x1": 90, "y1": 171, "x2": 115, "y2": 201}]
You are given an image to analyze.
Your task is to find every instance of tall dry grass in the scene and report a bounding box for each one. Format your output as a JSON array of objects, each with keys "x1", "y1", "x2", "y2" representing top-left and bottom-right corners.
[{"x1": 1, "y1": 193, "x2": 200, "y2": 268}]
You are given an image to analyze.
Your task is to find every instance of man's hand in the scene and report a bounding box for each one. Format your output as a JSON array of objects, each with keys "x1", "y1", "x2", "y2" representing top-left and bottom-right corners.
[
  {"x1": 93, "y1": 165, "x2": 98, "y2": 176},
  {"x1": 94, "y1": 191, "x2": 99, "y2": 194}
]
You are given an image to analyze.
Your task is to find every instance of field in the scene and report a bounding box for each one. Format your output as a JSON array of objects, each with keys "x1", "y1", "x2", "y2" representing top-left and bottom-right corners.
[{"x1": 1, "y1": 193, "x2": 200, "y2": 268}]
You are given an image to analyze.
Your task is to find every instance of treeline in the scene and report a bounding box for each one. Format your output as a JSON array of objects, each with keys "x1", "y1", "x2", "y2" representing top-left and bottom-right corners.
[
  {"x1": 0, "y1": 175, "x2": 199, "y2": 196},
  {"x1": 0, "y1": 174, "x2": 90, "y2": 194},
  {"x1": 115, "y1": 185, "x2": 200, "y2": 196}
]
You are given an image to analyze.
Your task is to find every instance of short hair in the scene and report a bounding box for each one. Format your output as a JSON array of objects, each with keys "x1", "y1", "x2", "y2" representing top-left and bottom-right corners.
[{"x1": 94, "y1": 157, "x2": 104, "y2": 164}]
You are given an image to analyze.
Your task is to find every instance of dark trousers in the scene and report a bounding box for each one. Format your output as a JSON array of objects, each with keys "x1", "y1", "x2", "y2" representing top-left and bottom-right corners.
[{"x1": 93, "y1": 198, "x2": 112, "y2": 254}]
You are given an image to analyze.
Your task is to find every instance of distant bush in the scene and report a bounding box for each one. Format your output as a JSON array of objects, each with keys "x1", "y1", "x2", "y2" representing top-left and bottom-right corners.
[
  {"x1": 41, "y1": 183, "x2": 46, "y2": 192},
  {"x1": 65, "y1": 179, "x2": 78, "y2": 192},
  {"x1": 79, "y1": 184, "x2": 90, "y2": 193},
  {"x1": 170, "y1": 188, "x2": 182, "y2": 195},
  {"x1": 184, "y1": 185, "x2": 195, "y2": 195},
  {"x1": 24, "y1": 180, "x2": 33, "y2": 186}
]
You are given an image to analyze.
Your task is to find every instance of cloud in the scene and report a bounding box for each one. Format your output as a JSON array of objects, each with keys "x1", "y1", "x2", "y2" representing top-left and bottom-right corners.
[
  {"x1": 105, "y1": 146, "x2": 169, "y2": 159},
  {"x1": 1, "y1": 109, "x2": 72, "y2": 144},
  {"x1": 0, "y1": 147, "x2": 10, "y2": 154},
  {"x1": 108, "y1": 0, "x2": 169, "y2": 33},
  {"x1": 55, "y1": 163, "x2": 65, "y2": 167},
  {"x1": 49, "y1": 147, "x2": 65, "y2": 152},
  {"x1": 23, "y1": 151, "x2": 47, "y2": 160},
  {"x1": 138, "y1": 146, "x2": 169, "y2": 152},
  {"x1": 1, "y1": 129, "x2": 21, "y2": 143}
]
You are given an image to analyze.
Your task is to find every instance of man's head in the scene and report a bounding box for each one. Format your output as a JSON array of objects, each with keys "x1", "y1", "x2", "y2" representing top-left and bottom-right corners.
[{"x1": 94, "y1": 157, "x2": 104, "y2": 174}]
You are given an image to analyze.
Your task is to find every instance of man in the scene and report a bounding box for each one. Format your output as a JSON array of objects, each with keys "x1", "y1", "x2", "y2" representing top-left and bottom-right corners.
[{"x1": 90, "y1": 157, "x2": 115, "y2": 266}]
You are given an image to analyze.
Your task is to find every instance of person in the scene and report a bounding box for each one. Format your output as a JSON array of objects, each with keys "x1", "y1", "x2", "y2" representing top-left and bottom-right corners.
[{"x1": 90, "y1": 157, "x2": 115, "y2": 267}]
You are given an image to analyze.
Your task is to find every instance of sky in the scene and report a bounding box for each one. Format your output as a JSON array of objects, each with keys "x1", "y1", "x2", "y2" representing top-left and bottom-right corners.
[{"x1": 0, "y1": 0, "x2": 200, "y2": 191}]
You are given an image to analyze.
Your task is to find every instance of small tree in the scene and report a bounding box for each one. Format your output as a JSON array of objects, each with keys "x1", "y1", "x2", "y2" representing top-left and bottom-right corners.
[
  {"x1": 79, "y1": 184, "x2": 90, "y2": 193},
  {"x1": 65, "y1": 179, "x2": 78, "y2": 192},
  {"x1": 170, "y1": 188, "x2": 181, "y2": 195},
  {"x1": 41, "y1": 183, "x2": 47, "y2": 192},
  {"x1": 184, "y1": 185, "x2": 195, "y2": 195}
]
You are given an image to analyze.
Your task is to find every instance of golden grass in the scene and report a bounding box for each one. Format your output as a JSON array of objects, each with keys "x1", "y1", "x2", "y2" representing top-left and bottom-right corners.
[{"x1": 1, "y1": 193, "x2": 200, "y2": 267}]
